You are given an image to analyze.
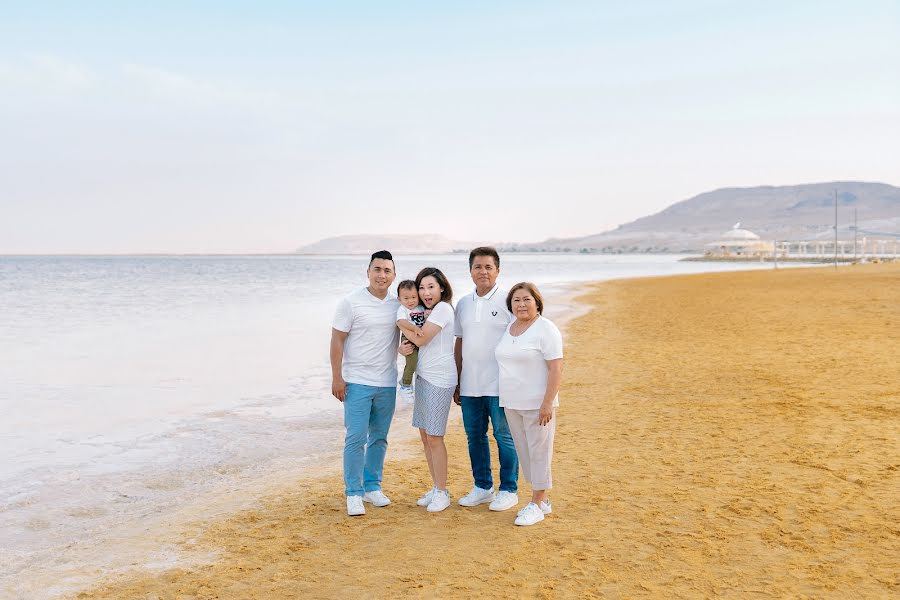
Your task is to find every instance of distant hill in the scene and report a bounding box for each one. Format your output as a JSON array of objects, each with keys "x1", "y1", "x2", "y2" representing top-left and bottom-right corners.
[
  {"x1": 296, "y1": 234, "x2": 476, "y2": 255},
  {"x1": 298, "y1": 182, "x2": 900, "y2": 255},
  {"x1": 508, "y1": 181, "x2": 900, "y2": 253}
]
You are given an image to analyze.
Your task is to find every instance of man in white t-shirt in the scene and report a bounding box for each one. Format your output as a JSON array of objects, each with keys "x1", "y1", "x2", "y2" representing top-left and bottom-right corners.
[
  {"x1": 330, "y1": 250, "x2": 401, "y2": 517},
  {"x1": 453, "y1": 247, "x2": 520, "y2": 512}
]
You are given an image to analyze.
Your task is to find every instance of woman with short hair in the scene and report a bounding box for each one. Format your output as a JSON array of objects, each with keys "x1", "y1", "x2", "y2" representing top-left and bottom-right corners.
[
  {"x1": 400, "y1": 267, "x2": 457, "y2": 513},
  {"x1": 494, "y1": 281, "x2": 564, "y2": 526}
]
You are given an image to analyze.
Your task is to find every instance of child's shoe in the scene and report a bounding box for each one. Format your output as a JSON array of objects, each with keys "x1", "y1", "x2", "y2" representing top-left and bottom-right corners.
[{"x1": 399, "y1": 384, "x2": 415, "y2": 405}]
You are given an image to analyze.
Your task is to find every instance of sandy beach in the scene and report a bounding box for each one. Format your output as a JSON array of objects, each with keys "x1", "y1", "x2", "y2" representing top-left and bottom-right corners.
[{"x1": 74, "y1": 263, "x2": 899, "y2": 599}]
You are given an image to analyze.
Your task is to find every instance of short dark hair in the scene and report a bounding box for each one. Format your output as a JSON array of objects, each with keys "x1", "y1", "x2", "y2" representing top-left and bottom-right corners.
[
  {"x1": 397, "y1": 280, "x2": 417, "y2": 293},
  {"x1": 415, "y1": 267, "x2": 453, "y2": 304},
  {"x1": 468, "y1": 246, "x2": 500, "y2": 270},
  {"x1": 368, "y1": 250, "x2": 394, "y2": 269},
  {"x1": 506, "y1": 282, "x2": 544, "y2": 315}
]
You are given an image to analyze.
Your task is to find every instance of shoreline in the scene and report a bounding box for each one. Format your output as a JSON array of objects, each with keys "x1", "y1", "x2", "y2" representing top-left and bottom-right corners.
[
  {"x1": 23, "y1": 264, "x2": 900, "y2": 598},
  {"x1": 4, "y1": 283, "x2": 588, "y2": 600},
  {"x1": 681, "y1": 256, "x2": 900, "y2": 263}
]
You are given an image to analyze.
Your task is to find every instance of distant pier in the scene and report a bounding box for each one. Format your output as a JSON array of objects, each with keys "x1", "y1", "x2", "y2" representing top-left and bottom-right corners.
[{"x1": 687, "y1": 237, "x2": 900, "y2": 263}]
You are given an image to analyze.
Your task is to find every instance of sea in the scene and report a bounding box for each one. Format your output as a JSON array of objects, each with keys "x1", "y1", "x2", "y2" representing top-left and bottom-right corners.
[{"x1": 0, "y1": 253, "x2": 803, "y2": 597}]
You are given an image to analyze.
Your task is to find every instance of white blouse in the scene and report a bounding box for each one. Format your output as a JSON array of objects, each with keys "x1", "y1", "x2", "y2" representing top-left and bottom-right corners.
[
  {"x1": 494, "y1": 316, "x2": 563, "y2": 410},
  {"x1": 415, "y1": 301, "x2": 458, "y2": 388}
]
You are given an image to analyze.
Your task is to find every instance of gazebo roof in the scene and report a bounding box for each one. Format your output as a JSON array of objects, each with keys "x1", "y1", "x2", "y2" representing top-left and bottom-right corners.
[
  {"x1": 705, "y1": 239, "x2": 768, "y2": 247},
  {"x1": 720, "y1": 227, "x2": 760, "y2": 241}
]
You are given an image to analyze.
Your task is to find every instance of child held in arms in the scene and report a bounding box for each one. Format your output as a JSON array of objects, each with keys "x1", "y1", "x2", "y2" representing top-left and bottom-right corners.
[{"x1": 396, "y1": 280, "x2": 428, "y2": 403}]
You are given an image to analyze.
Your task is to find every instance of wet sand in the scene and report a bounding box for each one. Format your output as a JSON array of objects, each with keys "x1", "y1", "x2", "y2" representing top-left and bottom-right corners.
[{"x1": 76, "y1": 264, "x2": 898, "y2": 599}]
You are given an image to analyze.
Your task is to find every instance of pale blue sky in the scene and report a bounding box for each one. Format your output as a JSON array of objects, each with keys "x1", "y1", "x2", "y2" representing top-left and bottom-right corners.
[{"x1": 1, "y1": 1, "x2": 898, "y2": 253}]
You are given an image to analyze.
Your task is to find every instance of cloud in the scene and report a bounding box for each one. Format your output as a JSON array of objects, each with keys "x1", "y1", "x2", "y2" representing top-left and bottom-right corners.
[
  {"x1": 121, "y1": 63, "x2": 278, "y2": 109},
  {"x1": 0, "y1": 53, "x2": 95, "y2": 92},
  {"x1": 0, "y1": 55, "x2": 278, "y2": 113},
  {"x1": 29, "y1": 54, "x2": 94, "y2": 87}
]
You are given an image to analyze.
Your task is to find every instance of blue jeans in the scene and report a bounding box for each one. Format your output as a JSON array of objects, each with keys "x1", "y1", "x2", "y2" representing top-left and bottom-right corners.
[
  {"x1": 460, "y1": 395, "x2": 518, "y2": 493},
  {"x1": 343, "y1": 383, "x2": 397, "y2": 497}
]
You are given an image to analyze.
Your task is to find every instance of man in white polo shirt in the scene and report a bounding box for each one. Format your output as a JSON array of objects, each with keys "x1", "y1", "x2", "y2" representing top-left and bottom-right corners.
[
  {"x1": 331, "y1": 250, "x2": 401, "y2": 516},
  {"x1": 453, "y1": 247, "x2": 519, "y2": 512}
]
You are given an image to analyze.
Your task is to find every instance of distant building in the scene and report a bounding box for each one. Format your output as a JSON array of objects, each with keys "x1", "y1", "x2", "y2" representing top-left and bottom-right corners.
[{"x1": 704, "y1": 224, "x2": 771, "y2": 257}]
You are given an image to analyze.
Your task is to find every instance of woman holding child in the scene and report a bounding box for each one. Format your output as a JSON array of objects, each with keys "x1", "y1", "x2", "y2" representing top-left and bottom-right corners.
[{"x1": 399, "y1": 267, "x2": 458, "y2": 513}]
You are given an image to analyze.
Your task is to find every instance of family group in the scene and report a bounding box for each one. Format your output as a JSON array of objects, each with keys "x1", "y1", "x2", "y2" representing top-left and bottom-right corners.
[{"x1": 329, "y1": 247, "x2": 563, "y2": 526}]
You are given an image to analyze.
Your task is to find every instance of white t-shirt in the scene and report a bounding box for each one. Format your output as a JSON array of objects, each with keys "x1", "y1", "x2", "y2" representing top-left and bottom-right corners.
[
  {"x1": 416, "y1": 301, "x2": 458, "y2": 388},
  {"x1": 495, "y1": 316, "x2": 563, "y2": 410},
  {"x1": 454, "y1": 284, "x2": 514, "y2": 396},
  {"x1": 397, "y1": 304, "x2": 427, "y2": 328},
  {"x1": 332, "y1": 287, "x2": 401, "y2": 387}
]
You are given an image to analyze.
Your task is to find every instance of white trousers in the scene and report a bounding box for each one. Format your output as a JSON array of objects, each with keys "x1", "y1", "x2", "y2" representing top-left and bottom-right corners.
[{"x1": 505, "y1": 407, "x2": 556, "y2": 490}]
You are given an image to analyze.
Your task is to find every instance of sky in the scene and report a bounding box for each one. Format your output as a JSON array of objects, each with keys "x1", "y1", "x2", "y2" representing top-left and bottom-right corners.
[{"x1": 1, "y1": 1, "x2": 898, "y2": 254}]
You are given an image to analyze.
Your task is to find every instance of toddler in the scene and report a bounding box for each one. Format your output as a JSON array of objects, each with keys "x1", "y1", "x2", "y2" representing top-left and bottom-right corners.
[{"x1": 396, "y1": 280, "x2": 427, "y2": 401}]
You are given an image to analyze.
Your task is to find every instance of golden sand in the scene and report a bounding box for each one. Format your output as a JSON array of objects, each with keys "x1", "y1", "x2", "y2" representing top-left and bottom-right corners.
[{"x1": 77, "y1": 264, "x2": 899, "y2": 599}]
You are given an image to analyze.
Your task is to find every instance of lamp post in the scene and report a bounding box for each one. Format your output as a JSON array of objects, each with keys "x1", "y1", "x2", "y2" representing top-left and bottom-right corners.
[{"x1": 833, "y1": 189, "x2": 838, "y2": 269}]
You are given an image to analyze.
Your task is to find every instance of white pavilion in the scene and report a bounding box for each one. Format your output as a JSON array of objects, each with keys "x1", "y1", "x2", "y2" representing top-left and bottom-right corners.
[{"x1": 704, "y1": 224, "x2": 771, "y2": 257}]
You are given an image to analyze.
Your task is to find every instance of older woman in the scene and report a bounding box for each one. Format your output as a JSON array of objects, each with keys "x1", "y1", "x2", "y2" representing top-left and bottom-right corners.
[
  {"x1": 400, "y1": 267, "x2": 457, "y2": 513},
  {"x1": 494, "y1": 282, "x2": 563, "y2": 526}
]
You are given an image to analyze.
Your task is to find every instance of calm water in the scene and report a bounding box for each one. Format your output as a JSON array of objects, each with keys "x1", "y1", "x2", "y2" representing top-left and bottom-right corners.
[{"x1": 0, "y1": 253, "x2": 799, "y2": 597}]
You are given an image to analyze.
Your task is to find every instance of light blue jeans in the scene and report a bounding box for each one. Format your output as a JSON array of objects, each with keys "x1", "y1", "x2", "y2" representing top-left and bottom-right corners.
[{"x1": 343, "y1": 383, "x2": 397, "y2": 497}]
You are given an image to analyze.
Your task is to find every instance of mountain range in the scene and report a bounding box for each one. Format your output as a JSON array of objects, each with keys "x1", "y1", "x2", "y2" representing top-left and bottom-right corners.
[{"x1": 297, "y1": 181, "x2": 900, "y2": 254}]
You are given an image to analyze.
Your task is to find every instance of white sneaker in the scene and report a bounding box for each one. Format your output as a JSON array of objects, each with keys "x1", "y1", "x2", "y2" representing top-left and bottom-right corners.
[
  {"x1": 458, "y1": 486, "x2": 494, "y2": 507},
  {"x1": 399, "y1": 385, "x2": 415, "y2": 405},
  {"x1": 416, "y1": 487, "x2": 437, "y2": 507},
  {"x1": 346, "y1": 495, "x2": 365, "y2": 516},
  {"x1": 514, "y1": 502, "x2": 545, "y2": 526},
  {"x1": 426, "y1": 489, "x2": 451, "y2": 513},
  {"x1": 489, "y1": 490, "x2": 519, "y2": 512},
  {"x1": 516, "y1": 499, "x2": 551, "y2": 517},
  {"x1": 362, "y1": 490, "x2": 391, "y2": 507}
]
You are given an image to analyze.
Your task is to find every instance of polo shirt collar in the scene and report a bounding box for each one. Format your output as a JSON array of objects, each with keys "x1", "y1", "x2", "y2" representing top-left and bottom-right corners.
[{"x1": 473, "y1": 283, "x2": 501, "y2": 301}]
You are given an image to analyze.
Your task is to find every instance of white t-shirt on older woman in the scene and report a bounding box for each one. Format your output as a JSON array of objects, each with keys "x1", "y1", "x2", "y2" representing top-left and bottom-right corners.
[
  {"x1": 415, "y1": 301, "x2": 458, "y2": 389},
  {"x1": 495, "y1": 316, "x2": 563, "y2": 410}
]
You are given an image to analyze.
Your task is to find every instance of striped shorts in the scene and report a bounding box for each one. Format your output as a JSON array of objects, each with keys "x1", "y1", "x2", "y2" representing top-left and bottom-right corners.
[{"x1": 412, "y1": 375, "x2": 454, "y2": 436}]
